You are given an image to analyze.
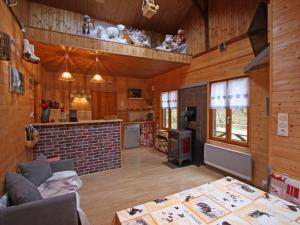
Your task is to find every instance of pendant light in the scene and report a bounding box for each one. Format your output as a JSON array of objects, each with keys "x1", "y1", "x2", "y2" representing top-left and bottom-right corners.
[
  {"x1": 90, "y1": 56, "x2": 105, "y2": 83},
  {"x1": 59, "y1": 52, "x2": 75, "y2": 82}
]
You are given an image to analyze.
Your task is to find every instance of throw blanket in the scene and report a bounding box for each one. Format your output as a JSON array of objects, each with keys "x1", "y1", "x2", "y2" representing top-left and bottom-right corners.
[{"x1": 38, "y1": 171, "x2": 90, "y2": 225}]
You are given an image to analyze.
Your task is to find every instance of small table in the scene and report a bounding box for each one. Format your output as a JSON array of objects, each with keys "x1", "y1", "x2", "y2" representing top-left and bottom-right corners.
[{"x1": 112, "y1": 177, "x2": 300, "y2": 225}]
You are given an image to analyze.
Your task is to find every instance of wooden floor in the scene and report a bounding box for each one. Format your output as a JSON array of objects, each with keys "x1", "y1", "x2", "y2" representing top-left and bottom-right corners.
[{"x1": 80, "y1": 147, "x2": 223, "y2": 225}]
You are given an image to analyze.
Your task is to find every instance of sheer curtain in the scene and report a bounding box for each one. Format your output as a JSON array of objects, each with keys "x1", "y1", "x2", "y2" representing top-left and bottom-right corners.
[
  {"x1": 228, "y1": 77, "x2": 249, "y2": 108},
  {"x1": 210, "y1": 81, "x2": 227, "y2": 109},
  {"x1": 210, "y1": 77, "x2": 249, "y2": 109},
  {"x1": 161, "y1": 92, "x2": 169, "y2": 109},
  {"x1": 168, "y1": 90, "x2": 178, "y2": 108}
]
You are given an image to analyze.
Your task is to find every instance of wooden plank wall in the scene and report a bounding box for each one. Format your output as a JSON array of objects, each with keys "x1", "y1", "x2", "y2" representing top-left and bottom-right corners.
[
  {"x1": 181, "y1": 7, "x2": 206, "y2": 55},
  {"x1": 149, "y1": 38, "x2": 269, "y2": 186},
  {"x1": 0, "y1": 0, "x2": 41, "y2": 193},
  {"x1": 28, "y1": 2, "x2": 83, "y2": 34},
  {"x1": 249, "y1": 67, "x2": 270, "y2": 186},
  {"x1": 270, "y1": 0, "x2": 300, "y2": 180},
  {"x1": 179, "y1": 0, "x2": 261, "y2": 56},
  {"x1": 209, "y1": 0, "x2": 261, "y2": 47},
  {"x1": 41, "y1": 71, "x2": 150, "y2": 119}
]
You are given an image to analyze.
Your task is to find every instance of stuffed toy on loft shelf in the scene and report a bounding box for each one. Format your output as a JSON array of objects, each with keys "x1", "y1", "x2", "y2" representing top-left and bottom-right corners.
[
  {"x1": 128, "y1": 28, "x2": 151, "y2": 47},
  {"x1": 172, "y1": 29, "x2": 189, "y2": 54},
  {"x1": 93, "y1": 24, "x2": 127, "y2": 44},
  {"x1": 106, "y1": 24, "x2": 126, "y2": 39},
  {"x1": 156, "y1": 29, "x2": 188, "y2": 54},
  {"x1": 82, "y1": 15, "x2": 94, "y2": 35},
  {"x1": 23, "y1": 39, "x2": 40, "y2": 64},
  {"x1": 156, "y1": 34, "x2": 175, "y2": 51},
  {"x1": 174, "y1": 29, "x2": 185, "y2": 46}
]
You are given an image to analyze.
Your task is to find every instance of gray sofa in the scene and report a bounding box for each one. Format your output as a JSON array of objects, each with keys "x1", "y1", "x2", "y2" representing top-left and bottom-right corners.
[{"x1": 0, "y1": 159, "x2": 80, "y2": 225}]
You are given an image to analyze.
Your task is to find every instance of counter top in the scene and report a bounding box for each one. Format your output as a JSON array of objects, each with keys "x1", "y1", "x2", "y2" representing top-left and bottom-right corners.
[
  {"x1": 123, "y1": 121, "x2": 154, "y2": 124},
  {"x1": 33, "y1": 119, "x2": 123, "y2": 126}
]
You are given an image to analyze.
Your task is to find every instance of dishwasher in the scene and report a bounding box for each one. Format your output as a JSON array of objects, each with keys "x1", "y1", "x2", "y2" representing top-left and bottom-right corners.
[{"x1": 124, "y1": 124, "x2": 141, "y2": 149}]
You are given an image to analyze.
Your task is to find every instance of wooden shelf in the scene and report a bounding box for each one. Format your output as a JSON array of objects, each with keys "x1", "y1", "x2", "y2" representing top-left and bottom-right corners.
[
  {"x1": 127, "y1": 98, "x2": 144, "y2": 100},
  {"x1": 25, "y1": 26, "x2": 192, "y2": 64}
]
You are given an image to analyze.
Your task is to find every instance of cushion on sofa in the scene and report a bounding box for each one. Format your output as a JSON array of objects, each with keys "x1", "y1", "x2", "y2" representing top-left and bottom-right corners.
[
  {"x1": 5, "y1": 172, "x2": 42, "y2": 205},
  {"x1": 19, "y1": 158, "x2": 53, "y2": 186},
  {"x1": 0, "y1": 193, "x2": 8, "y2": 208}
]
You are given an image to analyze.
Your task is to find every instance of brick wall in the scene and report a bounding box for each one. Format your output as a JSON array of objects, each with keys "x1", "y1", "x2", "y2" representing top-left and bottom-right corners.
[{"x1": 33, "y1": 122, "x2": 121, "y2": 175}]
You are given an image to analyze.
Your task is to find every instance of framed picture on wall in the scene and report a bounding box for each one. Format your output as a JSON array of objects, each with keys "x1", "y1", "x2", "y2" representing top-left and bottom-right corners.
[{"x1": 9, "y1": 66, "x2": 24, "y2": 95}]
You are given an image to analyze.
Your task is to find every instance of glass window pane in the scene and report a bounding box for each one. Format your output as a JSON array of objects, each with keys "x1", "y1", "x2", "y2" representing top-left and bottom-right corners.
[
  {"x1": 163, "y1": 108, "x2": 169, "y2": 128},
  {"x1": 212, "y1": 108, "x2": 226, "y2": 138},
  {"x1": 171, "y1": 108, "x2": 177, "y2": 129},
  {"x1": 231, "y1": 108, "x2": 248, "y2": 142}
]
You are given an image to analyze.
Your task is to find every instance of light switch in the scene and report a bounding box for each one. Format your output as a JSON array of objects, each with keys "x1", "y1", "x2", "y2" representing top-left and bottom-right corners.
[{"x1": 277, "y1": 113, "x2": 288, "y2": 136}]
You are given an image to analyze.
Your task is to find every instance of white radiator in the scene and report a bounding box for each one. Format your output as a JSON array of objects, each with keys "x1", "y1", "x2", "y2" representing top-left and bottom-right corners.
[{"x1": 204, "y1": 143, "x2": 252, "y2": 181}]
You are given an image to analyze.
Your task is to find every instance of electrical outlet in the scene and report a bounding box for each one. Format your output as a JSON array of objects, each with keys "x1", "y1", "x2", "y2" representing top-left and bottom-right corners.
[{"x1": 277, "y1": 113, "x2": 288, "y2": 136}]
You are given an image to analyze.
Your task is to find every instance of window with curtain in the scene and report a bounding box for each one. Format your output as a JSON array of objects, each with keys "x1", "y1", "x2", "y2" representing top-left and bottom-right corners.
[
  {"x1": 210, "y1": 77, "x2": 249, "y2": 146},
  {"x1": 161, "y1": 90, "x2": 178, "y2": 129}
]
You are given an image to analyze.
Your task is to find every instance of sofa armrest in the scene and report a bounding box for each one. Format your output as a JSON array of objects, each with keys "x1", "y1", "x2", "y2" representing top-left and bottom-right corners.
[
  {"x1": 0, "y1": 193, "x2": 78, "y2": 225},
  {"x1": 50, "y1": 159, "x2": 75, "y2": 172}
]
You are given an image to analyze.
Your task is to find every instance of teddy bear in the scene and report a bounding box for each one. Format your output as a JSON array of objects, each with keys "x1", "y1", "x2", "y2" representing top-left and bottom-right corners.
[{"x1": 156, "y1": 34, "x2": 175, "y2": 51}]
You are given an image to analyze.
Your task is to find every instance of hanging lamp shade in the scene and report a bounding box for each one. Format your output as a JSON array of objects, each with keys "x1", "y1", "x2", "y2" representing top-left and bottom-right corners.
[
  {"x1": 59, "y1": 53, "x2": 75, "y2": 82},
  {"x1": 90, "y1": 56, "x2": 105, "y2": 83}
]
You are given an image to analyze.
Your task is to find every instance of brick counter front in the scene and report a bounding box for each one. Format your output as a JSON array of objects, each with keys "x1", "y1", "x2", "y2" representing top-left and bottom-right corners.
[{"x1": 33, "y1": 121, "x2": 121, "y2": 175}]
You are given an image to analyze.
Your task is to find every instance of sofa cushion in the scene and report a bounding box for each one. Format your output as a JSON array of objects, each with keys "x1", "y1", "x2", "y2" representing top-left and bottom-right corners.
[
  {"x1": 0, "y1": 193, "x2": 8, "y2": 208},
  {"x1": 5, "y1": 172, "x2": 42, "y2": 205},
  {"x1": 19, "y1": 158, "x2": 53, "y2": 186}
]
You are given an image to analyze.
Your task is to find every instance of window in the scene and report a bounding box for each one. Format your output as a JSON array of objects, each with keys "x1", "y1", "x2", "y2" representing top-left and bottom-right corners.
[
  {"x1": 161, "y1": 90, "x2": 178, "y2": 129},
  {"x1": 210, "y1": 77, "x2": 249, "y2": 146}
]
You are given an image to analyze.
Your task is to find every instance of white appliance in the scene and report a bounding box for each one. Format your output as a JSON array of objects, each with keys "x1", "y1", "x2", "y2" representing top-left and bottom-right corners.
[{"x1": 124, "y1": 124, "x2": 141, "y2": 149}]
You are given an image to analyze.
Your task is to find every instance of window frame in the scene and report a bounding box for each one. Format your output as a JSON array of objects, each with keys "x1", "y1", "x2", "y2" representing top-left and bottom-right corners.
[
  {"x1": 209, "y1": 108, "x2": 249, "y2": 147},
  {"x1": 161, "y1": 90, "x2": 178, "y2": 130},
  {"x1": 209, "y1": 77, "x2": 250, "y2": 148}
]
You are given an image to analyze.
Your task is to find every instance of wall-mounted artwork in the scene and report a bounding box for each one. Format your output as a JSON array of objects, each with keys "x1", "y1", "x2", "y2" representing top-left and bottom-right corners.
[
  {"x1": 9, "y1": 66, "x2": 24, "y2": 95},
  {"x1": 0, "y1": 32, "x2": 11, "y2": 61},
  {"x1": 128, "y1": 88, "x2": 143, "y2": 99}
]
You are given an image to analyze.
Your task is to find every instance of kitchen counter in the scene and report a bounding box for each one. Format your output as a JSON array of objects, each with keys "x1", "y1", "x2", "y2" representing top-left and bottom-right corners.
[
  {"x1": 33, "y1": 119, "x2": 122, "y2": 175},
  {"x1": 33, "y1": 119, "x2": 123, "y2": 126},
  {"x1": 123, "y1": 121, "x2": 154, "y2": 124}
]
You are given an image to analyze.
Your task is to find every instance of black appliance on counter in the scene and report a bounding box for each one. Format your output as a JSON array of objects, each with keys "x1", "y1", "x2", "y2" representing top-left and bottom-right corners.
[{"x1": 69, "y1": 109, "x2": 78, "y2": 122}]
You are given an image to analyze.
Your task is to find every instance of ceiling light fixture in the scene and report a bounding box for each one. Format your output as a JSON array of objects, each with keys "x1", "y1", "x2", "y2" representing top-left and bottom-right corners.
[
  {"x1": 90, "y1": 56, "x2": 105, "y2": 84},
  {"x1": 59, "y1": 52, "x2": 75, "y2": 82}
]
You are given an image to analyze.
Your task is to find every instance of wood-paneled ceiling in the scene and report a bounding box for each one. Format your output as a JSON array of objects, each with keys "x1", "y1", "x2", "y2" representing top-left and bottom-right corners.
[
  {"x1": 32, "y1": 41, "x2": 187, "y2": 78},
  {"x1": 29, "y1": 0, "x2": 194, "y2": 34}
]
